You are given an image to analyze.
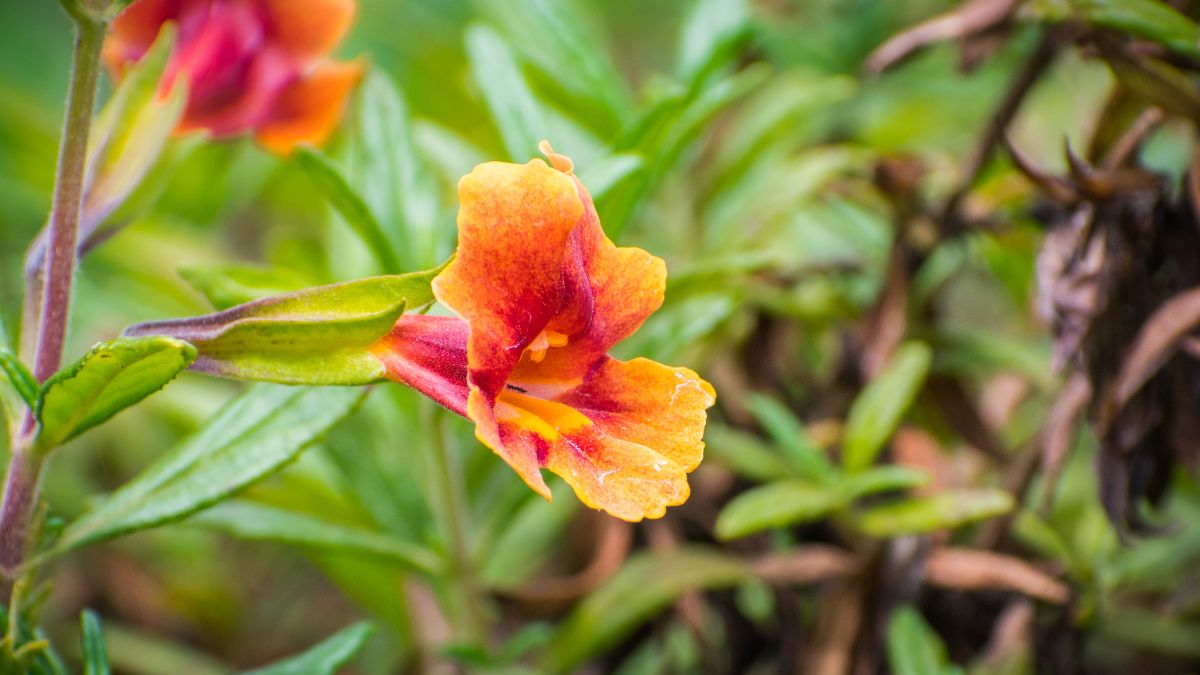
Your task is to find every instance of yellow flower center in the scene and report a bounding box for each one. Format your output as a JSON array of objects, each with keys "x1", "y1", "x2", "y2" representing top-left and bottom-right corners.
[
  {"x1": 525, "y1": 329, "x2": 569, "y2": 363},
  {"x1": 495, "y1": 389, "x2": 592, "y2": 441}
]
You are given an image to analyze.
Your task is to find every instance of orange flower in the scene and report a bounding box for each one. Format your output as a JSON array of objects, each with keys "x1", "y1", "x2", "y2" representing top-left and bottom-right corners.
[
  {"x1": 104, "y1": 0, "x2": 364, "y2": 154},
  {"x1": 372, "y1": 144, "x2": 716, "y2": 521}
]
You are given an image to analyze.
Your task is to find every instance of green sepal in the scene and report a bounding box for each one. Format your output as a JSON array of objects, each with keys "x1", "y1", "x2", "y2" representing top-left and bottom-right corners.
[{"x1": 124, "y1": 263, "x2": 448, "y2": 386}]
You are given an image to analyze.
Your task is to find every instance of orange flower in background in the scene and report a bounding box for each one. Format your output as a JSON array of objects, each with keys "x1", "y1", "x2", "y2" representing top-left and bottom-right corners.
[
  {"x1": 372, "y1": 144, "x2": 716, "y2": 521},
  {"x1": 104, "y1": 0, "x2": 364, "y2": 154}
]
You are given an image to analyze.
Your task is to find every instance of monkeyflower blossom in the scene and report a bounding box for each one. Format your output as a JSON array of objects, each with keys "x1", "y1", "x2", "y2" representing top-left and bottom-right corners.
[
  {"x1": 104, "y1": 0, "x2": 364, "y2": 154},
  {"x1": 372, "y1": 144, "x2": 716, "y2": 521}
]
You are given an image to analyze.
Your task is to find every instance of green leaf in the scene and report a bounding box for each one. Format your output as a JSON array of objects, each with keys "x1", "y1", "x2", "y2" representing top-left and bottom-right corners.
[
  {"x1": 696, "y1": 425, "x2": 798, "y2": 482},
  {"x1": 476, "y1": 0, "x2": 632, "y2": 128},
  {"x1": 345, "y1": 72, "x2": 444, "y2": 270},
  {"x1": 80, "y1": 610, "x2": 110, "y2": 675},
  {"x1": 933, "y1": 328, "x2": 1053, "y2": 388},
  {"x1": 466, "y1": 23, "x2": 544, "y2": 161},
  {"x1": 40, "y1": 384, "x2": 363, "y2": 560},
  {"x1": 677, "y1": 0, "x2": 752, "y2": 85},
  {"x1": 83, "y1": 25, "x2": 185, "y2": 234},
  {"x1": 841, "y1": 466, "x2": 927, "y2": 501},
  {"x1": 188, "y1": 501, "x2": 439, "y2": 576},
  {"x1": 542, "y1": 547, "x2": 748, "y2": 674},
  {"x1": 887, "y1": 606, "x2": 959, "y2": 675},
  {"x1": 1037, "y1": 0, "x2": 1200, "y2": 60},
  {"x1": 125, "y1": 266, "x2": 446, "y2": 385},
  {"x1": 481, "y1": 485, "x2": 578, "y2": 589},
  {"x1": 576, "y1": 153, "x2": 644, "y2": 202},
  {"x1": 0, "y1": 349, "x2": 37, "y2": 408},
  {"x1": 744, "y1": 393, "x2": 836, "y2": 483},
  {"x1": 842, "y1": 341, "x2": 932, "y2": 473},
  {"x1": 240, "y1": 622, "x2": 374, "y2": 675},
  {"x1": 855, "y1": 489, "x2": 1014, "y2": 537},
  {"x1": 34, "y1": 337, "x2": 197, "y2": 453},
  {"x1": 295, "y1": 147, "x2": 402, "y2": 273},
  {"x1": 715, "y1": 480, "x2": 844, "y2": 540},
  {"x1": 179, "y1": 264, "x2": 316, "y2": 310}
]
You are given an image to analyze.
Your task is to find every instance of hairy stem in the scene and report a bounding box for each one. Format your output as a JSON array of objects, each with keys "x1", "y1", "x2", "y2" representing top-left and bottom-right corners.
[
  {"x1": 1, "y1": 11, "x2": 107, "y2": 579},
  {"x1": 33, "y1": 17, "x2": 105, "y2": 383},
  {"x1": 0, "y1": 450, "x2": 40, "y2": 577}
]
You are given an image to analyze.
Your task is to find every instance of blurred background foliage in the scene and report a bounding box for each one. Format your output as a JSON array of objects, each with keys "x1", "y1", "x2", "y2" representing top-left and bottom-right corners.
[{"x1": 3, "y1": 0, "x2": 1200, "y2": 672}]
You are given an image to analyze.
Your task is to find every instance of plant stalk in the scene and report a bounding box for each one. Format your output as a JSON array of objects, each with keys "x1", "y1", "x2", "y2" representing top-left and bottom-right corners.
[
  {"x1": 427, "y1": 407, "x2": 488, "y2": 646},
  {"x1": 1, "y1": 11, "x2": 107, "y2": 579},
  {"x1": 33, "y1": 17, "x2": 105, "y2": 383}
]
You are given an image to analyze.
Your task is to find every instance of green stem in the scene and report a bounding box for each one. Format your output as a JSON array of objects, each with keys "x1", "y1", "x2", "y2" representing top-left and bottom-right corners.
[
  {"x1": 427, "y1": 406, "x2": 487, "y2": 646},
  {"x1": 2, "y1": 10, "x2": 107, "y2": 580}
]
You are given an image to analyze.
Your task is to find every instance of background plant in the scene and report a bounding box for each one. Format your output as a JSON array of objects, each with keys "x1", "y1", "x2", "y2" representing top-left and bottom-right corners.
[{"x1": 3, "y1": 0, "x2": 1200, "y2": 673}]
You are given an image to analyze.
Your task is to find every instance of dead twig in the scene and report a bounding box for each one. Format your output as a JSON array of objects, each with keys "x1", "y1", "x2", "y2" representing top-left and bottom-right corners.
[{"x1": 865, "y1": 0, "x2": 1020, "y2": 74}]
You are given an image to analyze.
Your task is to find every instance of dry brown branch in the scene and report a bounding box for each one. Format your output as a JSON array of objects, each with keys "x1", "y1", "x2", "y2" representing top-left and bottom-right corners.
[{"x1": 925, "y1": 548, "x2": 1070, "y2": 603}]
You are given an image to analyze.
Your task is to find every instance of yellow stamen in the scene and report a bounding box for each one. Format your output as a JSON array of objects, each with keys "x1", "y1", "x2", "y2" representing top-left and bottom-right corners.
[{"x1": 526, "y1": 329, "x2": 569, "y2": 363}]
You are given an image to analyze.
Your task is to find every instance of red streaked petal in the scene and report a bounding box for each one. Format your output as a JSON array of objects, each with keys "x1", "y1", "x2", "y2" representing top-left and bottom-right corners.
[
  {"x1": 546, "y1": 427, "x2": 690, "y2": 522},
  {"x1": 254, "y1": 58, "x2": 364, "y2": 154},
  {"x1": 560, "y1": 356, "x2": 715, "y2": 472},
  {"x1": 432, "y1": 159, "x2": 585, "y2": 399},
  {"x1": 178, "y1": 45, "x2": 296, "y2": 137},
  {"x1": 262, "y1": 0, "x2": 356, "y2": 61},
  {"x1": 370, "y1": 314, "x2": 470, "y2": 416},
  {"x1": 479, "y1": 355, "x2": 715, "y2": 521},
  {"x1": 473, "y1": 390, "x2": 552, "y2": 500},
  {"x1": 566, "y1": 187, "x2": 667, "y2": 355}
]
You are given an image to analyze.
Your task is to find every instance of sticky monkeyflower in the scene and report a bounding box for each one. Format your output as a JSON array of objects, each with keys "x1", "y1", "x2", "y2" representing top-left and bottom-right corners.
[
  {"x1": 104, "y1": 0, "x2": 364, "y2": 154},
  {"x1": 371, "y1": 144, "x2": 716, "y2": 521}
]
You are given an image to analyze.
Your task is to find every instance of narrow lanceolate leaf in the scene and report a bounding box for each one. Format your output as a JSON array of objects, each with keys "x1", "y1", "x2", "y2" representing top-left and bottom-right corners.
[
  {"x1": 887, "y1": 606, "x2": 959, "y2": 675},
  {"x1": 542, "y1": 548, "x2": 749, "y2": 674},
  {"x1": 0, "y1": 349, "x2": 37, "y2": 408},
  {"x1": 188, "y1": 501, "x2": 440, "y2": 576},
  {"x1": 466, "y1": 23, "x2": 544, "y2": 161},
  {"x1": 842, "y1": 341, "x2": 932, "y2": 473},
  {"x1": 295, "y1": 147, "x2": 403, "y2": 273},
  {"x1": 716, "y1": 481, "x2": 844, "y2": 540},
  {"x1": 41, "y1": 385, "x2": 363, "y2": 560},
  {"x1": 345, "y1": 72, "x2": 443, "y2": 270},
  {"x1": 841, "y1": 465, "x2": 928, "y2": 501},
  {"x1": 855, "y1": 489, "x2": 1014, "y2": 538},
  {"x1": 80, "y1": 610, "x2": 111, "y2": 675},
  {"x1": 179, "y1": 264, "x2": 315, "y2": 311},
  {"x1": 34, "y1": 337, "x2": 197, "y2": 453},
  {"x1": 125, "y1": 266, "x2": 447, "y2": 385},
  {"x1": 744, "y1": 393, "x2": 836, "y2": 483},
  {"x1": 677, "y1": 0, "x2": 752, "y2": 85},
  {"x1": 240, "y1": 622, "x2": 375, "y2": 675}
]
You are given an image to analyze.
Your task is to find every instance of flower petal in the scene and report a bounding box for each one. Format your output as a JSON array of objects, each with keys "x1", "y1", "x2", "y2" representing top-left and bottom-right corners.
[
  {"x1": 254, "y1": 58, "x2": 364, "y2": 154},
  {"x1": 546, "y1": 428, "x2": 690, "y2": 522},
  {"x1": 179, "y1": 45, "x2": 295, "y2": 138},
  {"x1": 506, "y1": 189, "x2": 666, "y2": 387},
  {"x1": 487, "y1": 356, "x2": 715, "y2": 521},
  {"x1": 559, "y1": 356, "x2": 715, "y2": 473},
  {"x1": 262, "y1": 0, "x2": 356, "y2": 61},
  {"x1": 432, "y1": 159, "x2": 585, "y2": 399}
]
